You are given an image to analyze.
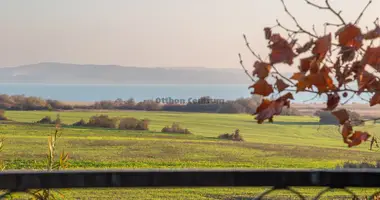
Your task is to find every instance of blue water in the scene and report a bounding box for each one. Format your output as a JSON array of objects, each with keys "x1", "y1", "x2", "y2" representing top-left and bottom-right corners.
[{"x1": 0, "y1": 83, "x2": 367, "y2": 103}]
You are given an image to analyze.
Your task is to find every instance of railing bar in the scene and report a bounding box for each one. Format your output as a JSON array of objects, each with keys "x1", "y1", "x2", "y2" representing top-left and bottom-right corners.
[{"x1": 0, "y1": 170, "x2": 379, "y2": 190}]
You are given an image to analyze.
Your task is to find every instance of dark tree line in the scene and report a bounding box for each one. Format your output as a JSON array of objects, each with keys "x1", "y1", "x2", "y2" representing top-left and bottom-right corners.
[{"x1": 0, "y1": 94, "x2": 302, "y2": 115}]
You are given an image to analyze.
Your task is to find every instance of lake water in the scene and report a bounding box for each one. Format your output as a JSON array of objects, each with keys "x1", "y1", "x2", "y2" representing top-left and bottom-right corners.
[{"x1": 0, "y1": 83, "x2": 366, "y2": 103}]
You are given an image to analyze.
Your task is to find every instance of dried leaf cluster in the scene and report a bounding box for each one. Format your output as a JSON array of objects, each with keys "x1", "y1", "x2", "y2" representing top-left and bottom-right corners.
[{"x1": 240, "y1": 0, "x2": 379, "y2": 147}]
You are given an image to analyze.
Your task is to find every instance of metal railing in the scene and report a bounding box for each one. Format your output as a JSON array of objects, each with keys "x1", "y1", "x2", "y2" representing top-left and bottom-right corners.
[{"x1": 1, "y1": 169, "x2": 380, "y2": 199}]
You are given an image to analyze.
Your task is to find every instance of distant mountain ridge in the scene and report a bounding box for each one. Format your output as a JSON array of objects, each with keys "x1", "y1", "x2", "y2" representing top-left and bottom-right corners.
[{"x1": 0, "y1": 62, "x2": 256, "y2": 84}]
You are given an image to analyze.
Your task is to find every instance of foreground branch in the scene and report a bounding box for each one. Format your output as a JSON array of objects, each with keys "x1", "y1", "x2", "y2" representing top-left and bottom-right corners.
[{"x1": 238, "y1": 54, "x2": 255, "y2": 82}]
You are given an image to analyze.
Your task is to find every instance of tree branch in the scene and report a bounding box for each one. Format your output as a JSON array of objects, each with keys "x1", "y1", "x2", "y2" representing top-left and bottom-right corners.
[
  {"x1": 325, "y1": 0, "x2": 346, "y2": 26},
  {"x1": 243, "y1": 34, "x2": 263, "y2": 61},
  {"x1": 280, "y1": 0, "x2": 318, "y2": 38},
  {"x1": 238, "y1": 53, "x2": 255, "y2": 82},
  {"x1": 304, "y1": 0, "x2": 328, "y2": 9},
  {"x1": 354, "y1": 0, "x2": 373, "y2": 25}
]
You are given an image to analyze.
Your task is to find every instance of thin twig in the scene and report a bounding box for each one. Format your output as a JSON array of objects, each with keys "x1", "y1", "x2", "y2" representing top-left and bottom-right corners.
[
  {"x1": 341, "y1": 92, "x2": 355, "y2": 105},
  {"x1": 304, "y1": 0, "x2": 328, "y2": 9},
  {"x1": 280, "y1": 0, "x2": 318, "y2": 38},
  {"x1": 354, "y1": 0, "x2": 373, "y2": 25},
  {"x1": 305, "y1": 0, "x2": 345, "y2": 26},
  {"x1": 303, "y1": 93, "x2": 319, "y2": 102},
  {"x1": 238, "y1": 53, "x2": 255, "y2": 82},
  {"x1": 271, "y1": 69, "x2": 296, "y2": 87},
  {"x1": 312, "y1": 25, "x2": 319, "y2": 37},
  {"x1": 325, "y1": 0, "x2": 346, "y2": 26},
  {"x1": 243, "y1": 34, "x2": 263, "y2": 61}
]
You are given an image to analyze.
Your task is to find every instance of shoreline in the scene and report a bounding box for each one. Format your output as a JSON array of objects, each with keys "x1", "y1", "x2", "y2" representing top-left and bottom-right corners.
[{"x1": 60, "y1": 100, "x2": 380, "y2": 118}]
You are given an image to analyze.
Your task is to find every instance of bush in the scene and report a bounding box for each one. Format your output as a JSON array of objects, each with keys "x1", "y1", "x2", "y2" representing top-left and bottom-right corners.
[
  {"x1": 36, "y1": 116, "x2": 54, "y2": 124},
  {"x1": 217, "y1": 102, "x2": 246, "y2": 113},
  {"x1": 280, "y1": 107, "x2": 302, "y2": 116},
  {"x1": 119, "y1": 117, "x2": 150, "y2": 130},
  {"x1": 161, "y1": 122, "x2": 191, "y2": 134},
  {"x1": 218, "y1": 129, "x2": 244, "y2": 141},
  {"x1": 0, "y1": 110, "x2": 7, "y2": 120},
  {"x1": 72, "y1": 119, "x2": 87, "y2": 126},
  {"x1": 87, "y1": 115, "x2": 119, "y2": 128},
  {"x1": 316, "y1": 110, "x2": 364, "y2": 125}
]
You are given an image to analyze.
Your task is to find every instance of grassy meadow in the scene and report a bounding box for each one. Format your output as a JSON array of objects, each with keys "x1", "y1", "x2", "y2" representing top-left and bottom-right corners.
[{"x1": 1, "y1": 110, "x2": 380, "y2": 199}]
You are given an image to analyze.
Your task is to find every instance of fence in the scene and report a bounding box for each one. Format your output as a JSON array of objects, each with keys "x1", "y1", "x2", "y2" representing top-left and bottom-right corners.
[{"x1": 0, "y1": 169, "x2": 380, "y2": 199}]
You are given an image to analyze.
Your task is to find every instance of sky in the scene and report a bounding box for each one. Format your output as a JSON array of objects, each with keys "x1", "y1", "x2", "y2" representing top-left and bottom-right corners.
[{"x1": 1, "y1": 0, "x2": 379, "y2": 71}]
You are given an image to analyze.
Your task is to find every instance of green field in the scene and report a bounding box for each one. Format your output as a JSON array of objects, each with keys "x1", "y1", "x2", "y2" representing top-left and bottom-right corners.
[{"x1": 1, "y1": 110, "x2": 379, "y2": 199}]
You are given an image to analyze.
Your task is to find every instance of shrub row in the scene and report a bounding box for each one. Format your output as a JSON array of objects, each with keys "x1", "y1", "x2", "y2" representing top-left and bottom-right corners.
[{"x1": 70, "y1": 115, "x2": 150, "y2": 130}]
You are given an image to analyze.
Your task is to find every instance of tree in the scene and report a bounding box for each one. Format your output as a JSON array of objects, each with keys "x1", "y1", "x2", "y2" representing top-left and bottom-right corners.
[{"x1": 239, "y1": 0, "x2": 379, "y2": 148}]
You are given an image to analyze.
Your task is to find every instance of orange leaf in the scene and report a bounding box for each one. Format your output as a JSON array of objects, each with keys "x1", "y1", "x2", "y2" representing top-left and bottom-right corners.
[
  {"x1": 331, "y1": 109, "x2": 349, "y2": 125},
  {"x1": 363, "y1": 26, "x2": 380, "y2": 40},
  {"x1": 254, "y1": 99, "x2": 272, "y2": 115},
  {"x1": 323, "y1": 93, "x2": 340, "y2": 111},
  {"x1": 249, "y1": 79, "x2": 273, "y2": 97},
  {"x1": 312, "y1": 34, "x2": 331, "y2": 60},
  {"x1": 347, "y1": 131, "x2": 370, "y2": 148},
  {"x1": 296, "y1": 39, "x2": 314, "y2": 54},
  {"x1": 336, "y1": 23, "x2": 363, "y2": 49},
  {"x1": 370, "y1": 92, "x2": 380, "y2": 106},
  {"x1": 306, "y1": 70, "x2": 335, "y2": 93},
  {"x1": 275, "y1": 78, "x2": 289, "y2": 92},
  {"x1": 264, "y1": 27, "x2": 272, "y2": 40},
  {"x1": 252, "y1": 61, "x2": 271, "y2": 79},
  {"x1": 290, "y1": 72, "x2": 305, "y2": 81},
  {"x1": 269, "y1": 34, "x2": 296, "y2": 65},
  {"x1": 291, "y1": 72, "x2": 311, "y2": 92}
]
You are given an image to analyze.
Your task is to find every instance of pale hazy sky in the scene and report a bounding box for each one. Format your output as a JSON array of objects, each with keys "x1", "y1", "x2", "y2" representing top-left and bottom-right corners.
[{"x1": 1, "y1": 0, "x2": 379, "y2": 69}]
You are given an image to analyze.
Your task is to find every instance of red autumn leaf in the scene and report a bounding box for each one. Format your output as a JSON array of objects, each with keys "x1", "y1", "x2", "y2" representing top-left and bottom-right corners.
[
  {"x1": 363, "y1": 26, "x2": 380, "y2": 40},
  {"x1": 341, "y1": 122, "x2": 353, "y2": 144},
  {"x1": 252, "y1": 61, "x2": 271, "y2": 79},
  {"x1": 336, "y1": 23, "x2": 363, "y2": 49},
  {"x1": 312, "y1": 34, "x2": 332, "y2": 60},
  {"x1": 357, "y1": 71, "x2": 377, "y2": 93},
  {"x1": 299, "y1": 56, "x2": 314, "y2": 73},
  {"x1": 370, "y1": 92, "x2": 380, "y2": 106},
  {"x1": 275, "y1": 78, "x2": 289, "y2": 92},
  {"x1": 361, "y1": 47, "x2": 380, "y2": 70},
  {"x1": 347, "y1": 131, "x2": 370, "y2": 148},
  {"x1": 331, "y1": 109, "x2": 349, "y2": 125},
  {"x1": 296, "y1": 39, "x2": 314, "y2": 54},
  {"x1": 264, "y1": 27, "x2": 272, "y2": 40},
  {"x1": 276, "y1": 92, "x2": 294, "y2": 102},
  {"x1": 268, "y1": 34, "x2": 297, "y2": 65},
  {"x1": 255, "y1": 99, "x2": 288, "y2": 124},
  {"x1": 248, "y1": 79, "x2": 273, "y2": 96},
  {"x1": 323, "y1": 93, "x2": 340, "y2": 111}
]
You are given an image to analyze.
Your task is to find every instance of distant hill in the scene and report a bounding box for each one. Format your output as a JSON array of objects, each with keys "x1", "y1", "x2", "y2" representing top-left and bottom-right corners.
[{"x1": 0, "y1": 62, "x2": 255, "y2": 84}]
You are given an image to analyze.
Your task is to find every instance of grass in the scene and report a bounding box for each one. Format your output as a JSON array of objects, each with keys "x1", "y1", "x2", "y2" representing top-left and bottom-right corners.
[{"x1": 1, "y1": 110, "x2": 380, "y2": 199}]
